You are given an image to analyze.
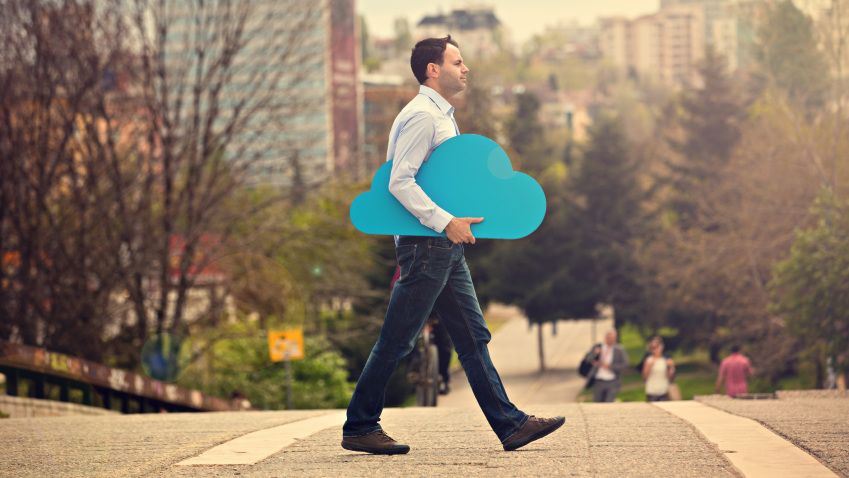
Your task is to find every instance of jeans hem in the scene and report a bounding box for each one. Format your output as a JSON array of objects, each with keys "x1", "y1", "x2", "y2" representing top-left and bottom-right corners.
[
  {"x1": 342, "y1": 425, "x2": 383, "y2": 438},
  {"x1": 499, "y1": 413, "x2": 531, "y2": 443}
]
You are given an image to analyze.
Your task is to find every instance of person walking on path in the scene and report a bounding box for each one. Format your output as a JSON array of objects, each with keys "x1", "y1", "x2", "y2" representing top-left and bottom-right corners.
[
  {"x1": 716, "y1": 345, "x2": 753, "y2": 397},
  {"x1": 587, "y1": 330, "x2": 629, "y2": 403},
  {"x1": 642, "y1": 336, "x2": 675, "y2": 402},
  {"x1": 341, "y1": 36, "x2": 564, "y2": 455}
]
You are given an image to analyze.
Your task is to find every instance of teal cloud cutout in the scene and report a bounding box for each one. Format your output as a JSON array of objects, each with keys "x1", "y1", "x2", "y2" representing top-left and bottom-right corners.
[{"x1": 350, "y1": 134, "x2": 546, "y2": 239}]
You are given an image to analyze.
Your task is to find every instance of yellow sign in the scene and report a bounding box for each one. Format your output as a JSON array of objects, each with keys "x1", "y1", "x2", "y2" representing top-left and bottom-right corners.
[{"x1": 268, "y1": 329, "x2": 304, "y2": 362}]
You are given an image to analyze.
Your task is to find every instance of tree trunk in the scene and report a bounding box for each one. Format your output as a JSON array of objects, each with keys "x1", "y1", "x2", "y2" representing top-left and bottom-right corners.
[
  {"x1": 537, "y1": 322, "x2": 546, "y2": 372},
  {"x1": 815, "y1": 348, "x2": 825, "y2": 389}
]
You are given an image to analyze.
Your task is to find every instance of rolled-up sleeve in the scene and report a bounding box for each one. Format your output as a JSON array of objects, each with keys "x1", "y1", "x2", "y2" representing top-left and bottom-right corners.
[{"x1": 388, "y1": 112, "x2": 453, "y2": 233}]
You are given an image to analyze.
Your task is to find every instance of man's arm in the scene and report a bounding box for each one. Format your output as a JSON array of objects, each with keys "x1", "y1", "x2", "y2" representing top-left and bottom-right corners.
[
  {"x1": 388, "y1": 112, "x2": 453, "y2": 232},
  {"x1": 611, "y1": 346, "x2": 629, "y2": 375},
  {"x1": 642, "y1": 357, "x2": 654, "y2": 379},
  {"x1": 388, "y1": 112, "x2": 483, "y2": 243},
  {"x1": 715, "y1": 361, "x2": 726, "y2": 392}
]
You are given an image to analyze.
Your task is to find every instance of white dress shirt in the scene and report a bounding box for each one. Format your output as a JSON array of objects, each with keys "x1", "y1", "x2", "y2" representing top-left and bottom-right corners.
[
  {"x1": 386, "y1": 85, "x2": 460, "y2": 234},
  {"x1": 596, "y1": 344, "x2": 616, "y2": 381}
]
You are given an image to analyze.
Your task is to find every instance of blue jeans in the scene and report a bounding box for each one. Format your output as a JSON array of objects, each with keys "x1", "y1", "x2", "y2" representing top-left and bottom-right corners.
[{"x1": 343, "y1": 236, "x2": 528, "y2": 442}]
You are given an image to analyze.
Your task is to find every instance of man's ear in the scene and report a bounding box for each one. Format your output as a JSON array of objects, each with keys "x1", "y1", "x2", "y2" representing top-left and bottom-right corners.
[{"x1": 427, "y1": 63, "x2": 440, "y2": 79}]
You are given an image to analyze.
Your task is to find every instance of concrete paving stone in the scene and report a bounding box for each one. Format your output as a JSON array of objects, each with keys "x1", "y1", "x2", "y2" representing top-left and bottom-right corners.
[
  {"x1": 0, "y1": 410, "x2": 327, "y2": 478},
  {"x1": 154, "y1": 403, "x2": 738, "y2": 478},
  {"x1": 699, "y1": 395, "x2": 849, "y2": 478},
  {"x1": 581, "y1": 403, "x2": 740, "y2": 478}
]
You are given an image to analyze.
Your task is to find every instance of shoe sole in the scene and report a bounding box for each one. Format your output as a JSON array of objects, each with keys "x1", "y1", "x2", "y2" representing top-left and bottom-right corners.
[
  {"x1": 341, "y1": 441, "x2": 410, "y2": 455},
  {"x1": 502, "y1": 417, "x2": 566, "y2": 451}
]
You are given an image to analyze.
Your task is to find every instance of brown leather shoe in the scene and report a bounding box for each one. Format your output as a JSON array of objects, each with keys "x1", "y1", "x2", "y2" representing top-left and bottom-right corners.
[
  {"x1": 341, "y1": 430, "x2": 411, "y2": 455},
  {"x1": 502, "y1": 415, "x2": 565, "y2": 451}
]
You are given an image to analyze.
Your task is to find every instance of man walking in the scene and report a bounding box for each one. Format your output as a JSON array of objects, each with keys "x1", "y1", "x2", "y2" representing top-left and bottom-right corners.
[
  {"x1": 342, "y1": 36, "x2": 564, "y2": 455},
  {"x1": 716, "y1": 344, "x2": 753, "y2": 397},
  {"x1": 588, "y1": 330, "x2": 629, "y2": 403}
]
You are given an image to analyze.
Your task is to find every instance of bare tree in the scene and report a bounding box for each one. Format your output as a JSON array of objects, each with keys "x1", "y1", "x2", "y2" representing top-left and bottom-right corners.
[
  {"x1": 0, "y1": 1, "x2": 127, "y2": 359},
  {"x1": 1, "y1": 0, "x2": 325, "y2": 367},
  {"x1": 99, "y1": 0, "x2": 324, "y2": 364}
]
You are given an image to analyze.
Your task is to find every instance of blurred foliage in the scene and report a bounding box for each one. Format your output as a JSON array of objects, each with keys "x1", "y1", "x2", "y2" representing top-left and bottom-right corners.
[
  {"x1": 771, "y1": 189, "x2": 849, "y2": 375},
  {"x1": 480, "y1": 114, "x2": 645, "y2": 328},
  {"x1": 216, "y1": 183, "x2": 414, "y2": 407},
  {"x1": 755, "y1": 0, "x2": 830, "y2": 112},
  {"x1": 662, "y1": 48, "x2": 748, "y2": 229},
  {"x1": 178, "y1": 318, "x2": 353, "y2": 409}
]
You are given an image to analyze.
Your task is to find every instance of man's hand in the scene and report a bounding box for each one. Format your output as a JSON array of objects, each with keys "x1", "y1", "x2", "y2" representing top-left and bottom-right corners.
[{"x1": 444, "y1": 217, "x2": 483, "y2": 244}]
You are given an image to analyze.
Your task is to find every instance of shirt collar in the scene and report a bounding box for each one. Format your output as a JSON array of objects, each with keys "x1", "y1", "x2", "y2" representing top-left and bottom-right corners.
[{"x1": 419, "y1": 85, "x2": 454, "y2": 116}]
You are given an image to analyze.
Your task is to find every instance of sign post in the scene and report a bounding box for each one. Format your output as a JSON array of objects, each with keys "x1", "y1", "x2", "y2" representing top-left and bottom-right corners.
[{"x1": 268, "y1": 329, "x2": 304, "y2": 410}]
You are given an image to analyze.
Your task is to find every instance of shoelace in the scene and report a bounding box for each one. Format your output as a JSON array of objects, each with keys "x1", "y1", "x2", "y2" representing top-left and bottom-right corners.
[
  {"x1": 375, "y1": 430, "x2": 395, "y2": 443},
  {"x1": 528, "y1": 415, "x2": 555, "y2": 424}
]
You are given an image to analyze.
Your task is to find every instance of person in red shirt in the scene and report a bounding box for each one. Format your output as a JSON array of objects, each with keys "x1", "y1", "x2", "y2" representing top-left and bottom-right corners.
[{"x1": 716, "y1": 345, "x2": 753, "y2": 397}]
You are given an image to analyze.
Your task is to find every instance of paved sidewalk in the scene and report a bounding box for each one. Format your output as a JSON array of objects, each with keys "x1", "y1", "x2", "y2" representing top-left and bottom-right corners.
[
  {"x1": 698, "y1": 391, "x2": 849, "y2": 477},
  {"x1": 3, "y1": 403, "x2": 741, "y2": 478},
  {"x1": 0, "y1": 410, "x2": 327, "y2": 478}
]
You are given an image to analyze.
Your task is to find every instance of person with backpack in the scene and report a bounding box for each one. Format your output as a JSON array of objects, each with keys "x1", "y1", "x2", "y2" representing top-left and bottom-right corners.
[{"x1": 579, "y1": 329, "x2": 629, "y2": 402}]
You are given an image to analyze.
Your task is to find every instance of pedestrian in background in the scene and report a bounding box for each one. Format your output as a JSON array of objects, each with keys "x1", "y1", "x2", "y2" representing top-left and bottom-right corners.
[
  {"x1": 642, "y1": 336, "x2": 675, "y2": 401},
  {"x1": 716, "y1": 344, "x2": 753, "y2": 397},
  {"x1": 588, "y1": 329, "x2": 629, "y2": 403}
]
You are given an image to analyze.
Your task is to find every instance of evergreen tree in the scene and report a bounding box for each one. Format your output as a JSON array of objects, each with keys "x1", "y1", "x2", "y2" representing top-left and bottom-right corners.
[
  {"x1": 507, "y1": 92, "x2": 544, "y2": 156},
  {"x1": 455, "y1": 81, "x2": 497, "y2": 139},
  {"x1": 665, "y1": 48, "x2": 747, "y2": 228},
  {"x1": 484, "y1": 115, "x2": 646, "y2": 330},
  {"x1": 572, "y1": 115, "x2": 647, "y2": 325},
  {"x1": 755, "y1": 0, "x2": 830, "y2": 111},
  {"x1": 771, "y1": 189, "x2": 849, "y2": 384}
]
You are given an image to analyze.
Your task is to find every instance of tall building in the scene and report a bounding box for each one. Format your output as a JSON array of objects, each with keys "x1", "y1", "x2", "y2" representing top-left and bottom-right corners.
[
  {"x1": 599, "y1": 17, "x2": 630, "y2": 71},
  {"x1": 662, "y1": 0, "x2": 725, "y2": 42},
  {"x1": 414, "y1": 6, "x2": 509, "y2": 59},
  {"x1": 166, "y1": 0, "x2": 362, "y2": 189},
  {"x1": 601, "y1": 3, "x2": 706, "y2": 85},
  {"x1": 661, "y1": 0, "x2": 762, "y2": 71}
]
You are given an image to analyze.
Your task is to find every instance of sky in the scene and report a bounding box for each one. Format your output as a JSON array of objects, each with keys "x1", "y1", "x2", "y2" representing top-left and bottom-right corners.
[{"x1": 357, "y1": 0, "x2": 661, "y2": 45}]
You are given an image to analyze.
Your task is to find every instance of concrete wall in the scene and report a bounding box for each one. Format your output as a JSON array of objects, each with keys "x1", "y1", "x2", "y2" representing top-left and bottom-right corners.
[{"x1": 0, "y1": 395, "x2": 117, "y2": 418}]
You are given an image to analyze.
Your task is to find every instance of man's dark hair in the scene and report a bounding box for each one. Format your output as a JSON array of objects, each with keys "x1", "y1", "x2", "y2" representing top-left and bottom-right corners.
[
  {"x1": 410, "y1": 35, "x2": 459, "y2": 84},
  {"x1": 731, "y1": 344, "x2": 741, "y2": 353}
]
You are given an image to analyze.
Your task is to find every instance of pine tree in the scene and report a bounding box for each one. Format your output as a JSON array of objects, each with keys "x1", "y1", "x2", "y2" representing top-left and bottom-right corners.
[
  {"x1": 755, "y1": 0, "x2": 829, "y2": 111},
  {"x1": 483, "y1": 115, "x2": 646, "y2": 333},
  {"x1": 507, "y1": 92, "x2": 543, "y2": 153},
  {"x1": 572, "y1": 115, "x2": 647, "y2": 325},
  {"x1": 665, "y1": 48, "x2": 747, "y2": 228},
  {"x1": 455, "y1": 81, "x2": 497, "y2": 139}
]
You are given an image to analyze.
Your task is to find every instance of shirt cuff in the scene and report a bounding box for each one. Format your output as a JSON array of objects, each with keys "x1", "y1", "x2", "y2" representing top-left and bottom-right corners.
[{"x1": 424, "y1": 208, "x2": 453, "y2": 234}]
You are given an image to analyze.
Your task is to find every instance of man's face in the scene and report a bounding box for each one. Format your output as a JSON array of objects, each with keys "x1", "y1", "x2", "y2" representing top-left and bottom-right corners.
[
  {"x1": 436, "y1": 44, "x2": 469, "y2": 96},
  {"x1": 605, "y1": 332, "x2": 617, "y2": 346}
]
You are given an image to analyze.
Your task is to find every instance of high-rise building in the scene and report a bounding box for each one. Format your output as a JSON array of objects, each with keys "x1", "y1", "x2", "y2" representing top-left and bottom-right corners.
[
  {"x1": 600, "y1": 3, "x2": 706, "y2": 85},
  {"x1": 166, "y1": 0, "x2": 362, "y2": 189},
  {"x1": 662, "y1": 0, "x2": 724, "y2": 42},
  {"x1": 660, "y1": 0, "x2": 762, "y2": 72}
]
